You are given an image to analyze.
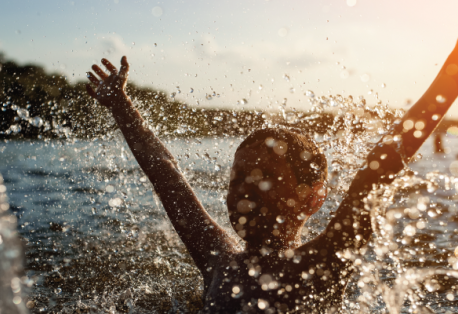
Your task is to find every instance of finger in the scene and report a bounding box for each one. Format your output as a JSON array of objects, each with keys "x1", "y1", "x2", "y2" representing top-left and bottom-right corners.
[
  {"x1": 101, "y1": 58, "x2": 118, "y2": 75},
  {"x1": 119, "y1": 56, "x2": 129, "y2": 79},
  {"x1": 86, "y1": 72, "x2": 100, "y2": 85},
  {"x1": 92, "y1": 64, "x2": 108, "y2": 80},
  {"x1": 86, "y1": 84, "x2": 97, "y2": 99}
]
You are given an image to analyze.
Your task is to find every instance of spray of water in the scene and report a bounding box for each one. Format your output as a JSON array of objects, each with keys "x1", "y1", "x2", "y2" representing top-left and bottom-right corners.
[
  {"x1": 0, "y1": 174, "x2": 28, "y2": 313},
  {"x1": 2, "y1": 81, "x2": 458, "y2": 312}
]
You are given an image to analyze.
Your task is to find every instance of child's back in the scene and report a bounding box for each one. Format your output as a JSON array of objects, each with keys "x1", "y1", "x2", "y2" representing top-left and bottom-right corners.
[
  {"x1": 203, "y1": 242, "x2": 353, "y2": 313},
  {"x1": 85, "y1": 42, "x2": 458, "y2": 313}
]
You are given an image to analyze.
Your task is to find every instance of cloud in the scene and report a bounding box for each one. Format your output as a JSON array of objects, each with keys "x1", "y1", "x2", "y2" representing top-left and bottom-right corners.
[
  {"x1": 97, "y1": 33, "x2": 129, "y2": 56},
  {"x1": 189, "y1": 35, "x2": 326, "y2": 70}
]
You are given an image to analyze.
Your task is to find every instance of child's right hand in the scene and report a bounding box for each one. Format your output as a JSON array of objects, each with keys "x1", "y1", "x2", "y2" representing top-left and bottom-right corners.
[{"x1": 86, "y1": 56, "x2": 130, "y2": 109}]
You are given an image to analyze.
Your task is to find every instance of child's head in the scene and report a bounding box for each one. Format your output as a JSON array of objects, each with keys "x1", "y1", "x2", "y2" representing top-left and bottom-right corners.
[{"x1": 227, "y1": 128, "x2": 327, "y2": 248}]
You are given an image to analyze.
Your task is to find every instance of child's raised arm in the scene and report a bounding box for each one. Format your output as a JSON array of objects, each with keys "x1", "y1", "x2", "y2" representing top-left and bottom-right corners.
[
  {"x1": 303, "y1": 41, "x2": 458, "y2": 257},
  {"x1": 86, "y1": 57, "x2": 240, "y2": 272}
]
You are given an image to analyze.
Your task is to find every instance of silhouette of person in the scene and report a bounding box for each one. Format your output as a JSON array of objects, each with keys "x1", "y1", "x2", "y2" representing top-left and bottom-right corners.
[{"x1": 86, "y1": 41, "x2": 458, "y2": 313}]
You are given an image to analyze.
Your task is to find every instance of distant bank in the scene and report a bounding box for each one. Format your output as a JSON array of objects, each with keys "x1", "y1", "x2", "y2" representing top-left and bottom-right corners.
[{"x1": 1, "y1": 53, "x2": 456, "y2": 140}]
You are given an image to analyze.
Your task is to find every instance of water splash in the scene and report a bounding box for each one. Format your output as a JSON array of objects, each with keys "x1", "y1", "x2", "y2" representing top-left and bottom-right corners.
[
  {"x1": 3, "y1": 81, "x2": 458, "y2": 313},
  {"x1": 265, "y1": 91, "x2": 458, "y2": 313},
  {"x1": 0, "y1": 174, "x2": 28, "y2": 314}
]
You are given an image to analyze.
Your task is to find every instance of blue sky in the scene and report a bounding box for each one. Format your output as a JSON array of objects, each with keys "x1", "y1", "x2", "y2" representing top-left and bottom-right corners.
[{"x1": 2, "y1": 0, "x2": 458, "y2": 116}]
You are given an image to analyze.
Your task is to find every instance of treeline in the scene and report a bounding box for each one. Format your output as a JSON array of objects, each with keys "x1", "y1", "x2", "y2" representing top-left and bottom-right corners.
[
  {"x1": 2, "y1": 54, "x2": 452, "y2": 141},
  {"x1": 0, "y1": 54, "x2": 338, "y2": 140}
]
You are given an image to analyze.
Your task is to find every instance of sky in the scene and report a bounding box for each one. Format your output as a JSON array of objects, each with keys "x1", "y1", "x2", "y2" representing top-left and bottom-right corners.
[{"x1": 2, "y1": 0, "x2": 458, "y2": 116}]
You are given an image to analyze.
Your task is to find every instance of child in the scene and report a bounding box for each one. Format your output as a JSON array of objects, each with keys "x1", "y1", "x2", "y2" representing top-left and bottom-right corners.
[{"x1": 86, "y1": 42, "x2": 458, "y2": 313}]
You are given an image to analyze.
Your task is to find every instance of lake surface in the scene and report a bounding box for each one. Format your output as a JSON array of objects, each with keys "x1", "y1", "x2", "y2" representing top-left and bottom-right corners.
[{"x1": 1, "y1": 135, "x2": 458, "y2": 313}]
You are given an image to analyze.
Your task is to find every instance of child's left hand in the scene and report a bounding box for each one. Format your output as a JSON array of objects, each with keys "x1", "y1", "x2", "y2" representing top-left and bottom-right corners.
[{"x1": 86, "y1": 56, "x2": 130, "y2": 109}]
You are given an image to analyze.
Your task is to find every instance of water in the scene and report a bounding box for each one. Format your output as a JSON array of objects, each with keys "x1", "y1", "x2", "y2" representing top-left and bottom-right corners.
[
  {"x1": 2, "y1": 95, "x2": 458, "y2": 313},
  {"x1": 1, "y1": 137, "x2": 238, "y2": 313},
  {"x1": 0, "y1": 174, "x2": 28, "y2": 314},
  {"x1": 1, "y1": 135, "x2": 458, "y2": 313}
]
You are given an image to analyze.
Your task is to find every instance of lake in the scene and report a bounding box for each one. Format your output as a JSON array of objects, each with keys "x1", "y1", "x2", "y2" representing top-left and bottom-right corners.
[{"x1": 1, "y1": 135, "x2": 458, "y2": 313}]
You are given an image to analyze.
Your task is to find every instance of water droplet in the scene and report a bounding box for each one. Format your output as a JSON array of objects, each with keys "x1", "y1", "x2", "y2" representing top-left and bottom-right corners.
[
  {"x1": 403, "y1": 120, "x2": 414, "y2": 131},
  {"x1": 12, "y1": 296, "x2": 21, "y2": 305},
  {"x1": 237, "y1": 199, "x2": 254, "y2": 214},
  {"x1": 31, "y1": 116, "x2": 43, "y2": 128},
  {"x1": 264, "y1": 137, "x2": 275, "y2": 147},
  {"x1": 152, "y1": 6, "x2": 163, "y2": 17},
  {"x1": 16, "y1": 108, "x2": 29, "y2": 119},
  {"x1": 109, "y1": 197, "x2": 123, "y2": 207},
  {"x1": 300, "y1": 151, "x2": 312, "y2": 161},
  {"x1": 273, "y1": 141, "x2": 288, "y2": 155},
  {"x1": 9, "y1": 124, "x2": 21, "y2": 133},
  {"x1": 214, "y1": 164, "x2": 221, "y2": 171},
  {"x1": 436, "y1": 95, "x2": 446, "y2": 103},
  {"x1": 416, "y1": 220, "x2": 426, "y2": 229},
  {"x1": 237, "y1": 99, "x2": 248, "y2": 105},
  {"x1": 189, "y1": 88, "x2": 194, "y2": 93},
  {"x1": 285, "y1": 112, "x2": 298, "y2": 124},
  {"x1": 170, "y1": 92, "x2": 176, "y2": 98},
  {"x1": 285, "y1": 249, "x2": 294, "y2": 259},
  {"x1": 369, "y1": 160, "x2": 380, "y2": 170},
  {"x1": 382, "y1": 135, "x2": 393, "y2": 145},
  {"x1": 297, "y1": 212, "x2": 307, "y2": 220},
  {"x1": 26, "y1": 300, "x2": 35, "y2": 309},
  {"x1": 305, "y1": 90, "x2": 315, "y2": 98},
  {"x1": 258, "y1": 180, "x2": 272, "y2": 191},
  {"x1": 381, "y1": 83, "x2": 386, "y2": 88},
  {"x1": 206, "y1": 94, "x2": 212, "y2": 100},
  {"x1": 276, "y1": 215, "x2": 285, "y2": 223},
  {"x1": 54, "y1": 288, "x2": 62, "y2": 294}
]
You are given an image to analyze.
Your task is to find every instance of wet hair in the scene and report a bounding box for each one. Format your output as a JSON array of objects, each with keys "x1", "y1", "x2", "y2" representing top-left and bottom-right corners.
[{"x1": 236, "y1": 128, "x2": 327, "y2": 186}]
